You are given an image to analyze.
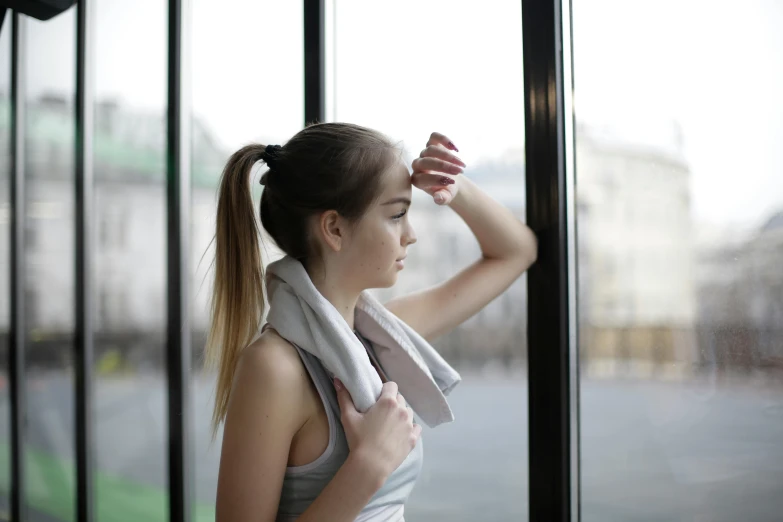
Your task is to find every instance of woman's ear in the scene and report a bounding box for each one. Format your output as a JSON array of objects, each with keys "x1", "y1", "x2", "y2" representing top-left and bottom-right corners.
[{"x1": 318, "y1": 210, "x2": 345, "y2": 253}]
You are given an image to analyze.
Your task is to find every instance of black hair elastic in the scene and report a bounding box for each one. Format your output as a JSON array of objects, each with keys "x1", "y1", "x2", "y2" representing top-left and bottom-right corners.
[
  {"x1": 262, "y1": 144, "x2": 282, "y2": 167},
  {"x1": 259, "y1": 144, "x2": 282, "y2": 186}
]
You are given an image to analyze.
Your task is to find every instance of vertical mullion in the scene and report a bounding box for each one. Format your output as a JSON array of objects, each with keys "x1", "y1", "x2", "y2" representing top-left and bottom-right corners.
[
  {"x1": 304, "y1": 0, "x2": 325, "y2": 124},
  {"x1": 75, "y1": 1, "x2": 95, "y2": 521},
  {"x1": 167, "y1": 0, "x2": 192, "y2": 520},
  {"x1": 561, "y1": 0, "x2": 580, "y2": 517},
  {"x1": 9, "y1": 11, "x2": 26, "y2": 522},
  {"x1": 522, "y1": 0, "x2": 578, "y2": 520},
  {"x1": 323, "y1": 0, "x2": 336, "y2": 122}
]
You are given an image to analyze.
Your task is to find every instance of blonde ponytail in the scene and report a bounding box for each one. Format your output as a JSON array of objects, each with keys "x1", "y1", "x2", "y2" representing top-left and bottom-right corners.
[{"x1": 206, "y1": 144, "x2": 267, "y2": 439}]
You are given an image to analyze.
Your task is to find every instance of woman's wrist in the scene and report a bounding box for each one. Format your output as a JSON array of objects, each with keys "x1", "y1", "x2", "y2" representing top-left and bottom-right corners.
[
  {"x1": 344, "y1": 448, "x2": 389, "y2": 492},
  {"x1": 446, "y1": 173, "x2": 475, "y2": 209}
]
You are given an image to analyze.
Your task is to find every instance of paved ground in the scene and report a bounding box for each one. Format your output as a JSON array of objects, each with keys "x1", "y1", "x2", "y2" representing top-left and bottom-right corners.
[{"x1": 2, "y1": 371, "x2": 783, "y2": 522}]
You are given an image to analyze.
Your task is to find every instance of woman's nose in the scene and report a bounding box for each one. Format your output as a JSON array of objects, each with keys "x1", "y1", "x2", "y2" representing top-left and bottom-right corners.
[{"x1": 404, "y1": 224, "x2": 417, "y2": 246}]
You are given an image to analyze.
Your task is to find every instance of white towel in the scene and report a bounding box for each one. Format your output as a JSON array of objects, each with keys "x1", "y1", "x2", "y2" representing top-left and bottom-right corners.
[{"x1": 264, "y1": 255, "x2": 461, "y2": 428}]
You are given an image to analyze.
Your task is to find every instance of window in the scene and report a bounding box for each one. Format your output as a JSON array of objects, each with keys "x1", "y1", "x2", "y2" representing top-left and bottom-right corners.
[
  {"x1": 98, "y1": 206, "x2": 127, "y2": 250},
  {"x1": 11, "y1": 1, "x2": 783, "y2": 519},
  {"x1": 189, "y1": 1, "x2": 304, "y2": 517},
  {"x1": 23, "y1": 9, "x2": 77, "y2": 520},
  {"x1": 93, "y1": 0, "x2": 168, "y2": 518},
  {"x1": 574, "y1": 1, "x2": 783, "y2": 520},
  {"x1": 335, "y1": 1, "x2": 528, "y2": 518}
]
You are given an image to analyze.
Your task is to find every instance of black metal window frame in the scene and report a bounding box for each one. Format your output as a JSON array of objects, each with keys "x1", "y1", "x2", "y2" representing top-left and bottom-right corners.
[
  {"x1": 4, "y1": 0, "x2": 578, "y2": 520},
  {"x1": 522, "y1": 0, "x2": 579, "y2": 520},
  {"x1": 9, "y1": 9, "x2": 26, "y2": 522},
  {"x1": 167, "y1": 0, "x2": 193, "y2": 520},
  {"x1": 75, "y1": 1, "x2": 95, "y2": 521}
]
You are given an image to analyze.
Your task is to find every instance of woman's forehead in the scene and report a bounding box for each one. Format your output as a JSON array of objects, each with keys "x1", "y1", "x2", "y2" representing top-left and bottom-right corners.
[{"x1": 381, "y1": 161, "x2": 412, "y2": 192}]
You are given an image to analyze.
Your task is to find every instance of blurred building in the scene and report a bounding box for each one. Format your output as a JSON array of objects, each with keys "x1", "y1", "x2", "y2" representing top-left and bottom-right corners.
[
  {"x1": 18, "y1": 99, "x2": 780, "y2": 379},
  {"x1": 576, "y1": 121, "x2": 699, "y2": 378},
  {"x1": 1, "y1": 96, "x2": 531, "y2": 370},
  {"x1": 0, "y1": 95, "x2": 227, "y2": 368},
  {"x1": 695, "y1": 211, "x2": 783, "y2": 373}
]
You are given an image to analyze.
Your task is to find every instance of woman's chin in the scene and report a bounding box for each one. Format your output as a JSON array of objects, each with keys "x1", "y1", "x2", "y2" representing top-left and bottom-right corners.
[{"x1": 373, "y1": 270, "x2": 399, "y2": 289}]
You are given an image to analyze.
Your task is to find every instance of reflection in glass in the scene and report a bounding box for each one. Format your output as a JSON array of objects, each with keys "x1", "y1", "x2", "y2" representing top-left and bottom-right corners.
[
  {"x1": 334, "y1": 1, "x2": 528, "y2": 519},
  {"x1": 574, "y1": 1, "x2": 783, "y2": 520},
  {"x1": 23, "y1": 10, "x2": 77, "y2": 520},
  {"x1": 189, "y1": 1, "x2": 304, "y2": 517}
]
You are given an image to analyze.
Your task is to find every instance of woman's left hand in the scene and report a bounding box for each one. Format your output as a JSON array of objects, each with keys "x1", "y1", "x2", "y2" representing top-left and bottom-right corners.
[{"x1": 411, "y1": 132, "x2": 466, "y2": 206}]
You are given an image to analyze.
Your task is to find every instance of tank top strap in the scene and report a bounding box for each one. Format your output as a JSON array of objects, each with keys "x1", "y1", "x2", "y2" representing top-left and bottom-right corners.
[{"x1": 261, "y1": 323, "x2": 341, "y2": 434}]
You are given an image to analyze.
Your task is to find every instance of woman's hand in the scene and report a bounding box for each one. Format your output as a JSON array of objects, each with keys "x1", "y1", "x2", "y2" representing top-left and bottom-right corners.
[
  {"x1": 334, "y1": 379, "x2": 421, "y2": 482},
  {"x1": 411, "y1": 132, "x2": 466, "y2": 206}
]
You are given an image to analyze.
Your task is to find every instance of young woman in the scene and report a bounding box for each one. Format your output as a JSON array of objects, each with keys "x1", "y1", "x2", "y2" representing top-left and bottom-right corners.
[{"x1": 208, "y1": 123, "x2": 537, "y2": 521}]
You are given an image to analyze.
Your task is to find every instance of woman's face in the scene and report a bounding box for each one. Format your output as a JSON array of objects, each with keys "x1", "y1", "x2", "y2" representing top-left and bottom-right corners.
[{"x1": 343, "y1": 160, "x2": 418, "y2": 289}]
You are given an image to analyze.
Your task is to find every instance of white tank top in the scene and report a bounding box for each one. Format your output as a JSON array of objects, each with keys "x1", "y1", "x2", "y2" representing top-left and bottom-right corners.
[{"x1": 274, "y1": 329, "x2": 424, "y2": 521}]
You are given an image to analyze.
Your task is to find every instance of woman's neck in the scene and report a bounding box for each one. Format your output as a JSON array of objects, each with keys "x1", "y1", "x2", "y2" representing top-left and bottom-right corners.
[{"x1": 308, "y1": 269, "x2": 362, "y2": 331}]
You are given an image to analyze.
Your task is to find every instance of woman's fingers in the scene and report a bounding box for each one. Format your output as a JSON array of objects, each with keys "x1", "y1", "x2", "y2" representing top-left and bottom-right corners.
[
  {"x1": 410, "y1": 172, "x2": 457, "y2": 206},
  {"x1": 411, "y1": 156, "x2": 464, "y2": 175},
  {"x1": 418, "y1": 144, "x2": 466, "y2": 168},
  {"x1": 411, "y1": 171, "x2": 456, "y2": 189},
  {"x1": 433, "y1": 189, "x2": 453, "y2": 206},
  {"x1": 411, "y1": 132, "x2": 462, "y2": 207},
  {"x1": 432, "y1": 189, "x2": 454, "y2": 205},
  {"x1": 426, "y1": 131, "x2": 459, "y2": 152},
  {"x1": 395, "y1": 393, "x2": 415, "y2": 425}
]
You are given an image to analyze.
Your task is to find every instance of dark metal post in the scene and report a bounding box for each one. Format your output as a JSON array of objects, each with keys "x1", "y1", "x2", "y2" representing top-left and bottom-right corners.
[
  {"x1": 167, "y1": 0, "x2": 192, "y2": 520},
  {"x1": 9, "y1": 11, "x2": 26, "y2": 522},
  {"x1": 75, "y1": 1, "x2": 95, "y2": 521},
  {"x1": 523, "y1": 0, "x2": 579, "y2": 520},
  {"x1": 304, "y1": 0, "x2": 325, "y2": 124}
]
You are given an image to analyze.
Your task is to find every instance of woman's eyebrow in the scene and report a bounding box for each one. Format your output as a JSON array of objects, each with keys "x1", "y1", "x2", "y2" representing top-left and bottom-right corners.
[{"x1": 381, "y1": 197, "x2": 411, "y2": 206}]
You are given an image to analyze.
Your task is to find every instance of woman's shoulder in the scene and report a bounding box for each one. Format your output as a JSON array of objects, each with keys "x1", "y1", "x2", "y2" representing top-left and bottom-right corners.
[
  {"x1": 241, "y1": 325, "x2": 301, "y2": 373},
  {"x1": 231, "y1": 325, "x2": 314, "y2": 428}
]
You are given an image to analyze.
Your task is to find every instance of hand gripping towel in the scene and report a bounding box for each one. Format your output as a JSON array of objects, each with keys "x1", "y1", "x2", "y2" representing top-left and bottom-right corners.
[{"x1": 264, "y1": 256, "x2": 461, "y2": 428}]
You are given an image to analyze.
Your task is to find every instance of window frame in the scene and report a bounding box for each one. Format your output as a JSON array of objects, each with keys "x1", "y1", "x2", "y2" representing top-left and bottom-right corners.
[{"x1": 4, "y1": 1, "x2": 579, "y2": 520}]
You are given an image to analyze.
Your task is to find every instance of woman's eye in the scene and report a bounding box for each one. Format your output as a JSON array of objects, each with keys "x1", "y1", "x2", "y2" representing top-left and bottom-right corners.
[{"x1": 392, "y1": 209, "x2": 407, "y2": 220}]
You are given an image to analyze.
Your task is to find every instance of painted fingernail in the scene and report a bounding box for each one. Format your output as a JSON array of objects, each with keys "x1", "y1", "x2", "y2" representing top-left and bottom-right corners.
[
  {"x1": 439, "y1": 176, "x2": 455, "y2": 185},
  {"x1": 448, "y1": 141, "x2": 459, "y2": 152},
  {"x1": 333, "y1": 378, "x2": 343, "y2": 390}
]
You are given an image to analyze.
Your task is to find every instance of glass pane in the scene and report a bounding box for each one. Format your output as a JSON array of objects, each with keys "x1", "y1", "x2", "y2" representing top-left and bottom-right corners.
[
  {"x1": 24, "y1": 9, "x2": 77, "y2": 521},
  {"x1": 335, "y1": 2, "x2": 528, "y2": 519},
  {"x1": 0, "y1": 15, "x2": 12, "y2": 515},
  {"x1": 574, "y1": 1, "x2": 783, "y2": 521},
  {"x1": 189, "y1": 1, "x2": 303, "y2": 518},
  {"x1": 93, "y1": 0, "x2": 168, "y2": 519}
]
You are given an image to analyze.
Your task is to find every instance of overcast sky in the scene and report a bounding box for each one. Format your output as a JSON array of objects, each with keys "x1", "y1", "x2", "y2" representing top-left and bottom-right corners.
[{"x1": 9, "y1": 0, "x2": 783, "y2": 228}]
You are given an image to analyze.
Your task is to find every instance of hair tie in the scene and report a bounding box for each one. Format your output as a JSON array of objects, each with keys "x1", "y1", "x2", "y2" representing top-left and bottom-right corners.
[
  {"x1": 259, "y1": 144, "x2": 282, "y2": 186},
  {"x1": 262, "y1": 144, "x2": 282, "y2": 166}
]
